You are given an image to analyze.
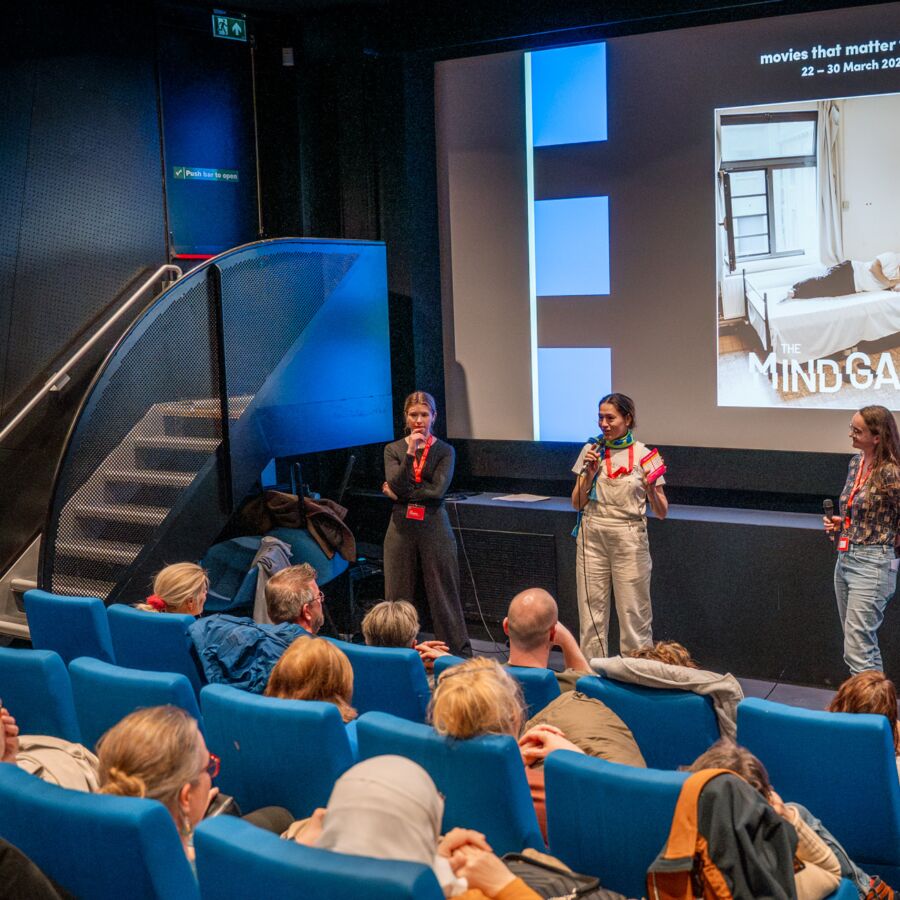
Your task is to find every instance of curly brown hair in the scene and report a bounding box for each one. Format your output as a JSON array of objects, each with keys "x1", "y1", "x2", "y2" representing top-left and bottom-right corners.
[
  {"x1": 627, "y1": 640, "x2": 699, "y2": 669},
  {"x1": 828, "y1": 670, "x2": 899, "y2": 753}
]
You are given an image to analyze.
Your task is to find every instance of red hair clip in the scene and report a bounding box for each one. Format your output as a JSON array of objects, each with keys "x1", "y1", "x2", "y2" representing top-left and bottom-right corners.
[{"x1": 146, "y1": 594, "x2": 166, "y2": 612}]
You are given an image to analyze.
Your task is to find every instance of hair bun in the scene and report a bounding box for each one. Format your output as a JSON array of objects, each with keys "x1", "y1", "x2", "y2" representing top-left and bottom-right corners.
[{"x1": 101, "y1": 766, "x2": 148, "y2": 798}]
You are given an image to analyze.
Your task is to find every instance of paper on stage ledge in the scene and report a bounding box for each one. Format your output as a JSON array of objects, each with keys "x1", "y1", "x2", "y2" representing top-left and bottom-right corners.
[{"x1": 494, "y1": 493, "x2": 551, "y2": 502}]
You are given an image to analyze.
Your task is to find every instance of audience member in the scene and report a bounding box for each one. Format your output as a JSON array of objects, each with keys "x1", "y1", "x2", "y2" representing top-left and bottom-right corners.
[
  {"x1": 429, "y1": 657, "x2": 583, "y2": 840},
  {"x1": 265, "y1": 636, "x2": 357, "y2": 723},
  {"x1": 137, "y1": 562, "x2": 208, "y2": 615},
  {"x1": 290, "y1": 755, "x2": 542, "y2": 900},
  {"x1": 497, "y1": 588, "x2": 645, "y2": 766},
  {"x1": 827, "y1": 671, "x2": 900, "y2": 776},
  {"x1": 591, "y1": 640, "x2": 744, "y2": 738},
  {"x1": 189, "y1": 563, "x2": 323, "y2": 693},
  {"x1": 689, "y1": 739, "x2": 881, "y2": 900},
  {"x1": 628, "y1": 639, "x2": 699, "y2": 668},
  {"x1": 97, "y1": 706, "x2": 219, "y2": 870},
  {"x1": 97, "y1": 706, "x2": 291, "y2": 873},
  {"x1": 264, "y1": 564, "x2": 326, "y2": 635},
  {"x1": 361, "y1": 599, "x2": 450, "y2": 671},
  {"x1": 503, "y1": 588, "x2": 591, "y2": 689}
]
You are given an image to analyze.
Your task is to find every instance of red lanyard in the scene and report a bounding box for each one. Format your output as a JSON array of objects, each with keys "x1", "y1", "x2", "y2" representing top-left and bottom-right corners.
[
  {"x1": 411, "y1": 436, "x2": 434, "y2": 483},
  {"x1": 844, "y1": 460, "x2": 871, "y2": 529},
  {"x1": 605, "y1": 444, "x2": 634, "y2": 479}
]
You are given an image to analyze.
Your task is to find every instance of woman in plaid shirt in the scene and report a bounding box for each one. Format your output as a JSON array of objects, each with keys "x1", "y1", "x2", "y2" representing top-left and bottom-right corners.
[{"x1": 824, "y1": 405, "x2": 900, "y2": 673}]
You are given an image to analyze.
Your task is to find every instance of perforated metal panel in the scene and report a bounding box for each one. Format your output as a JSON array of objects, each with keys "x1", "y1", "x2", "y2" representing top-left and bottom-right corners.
[
  {"x1": 46, "y1": 275, "x2": 221, "y2": 596},
  {"x1": 218, "y1": 249, "x2": 357, "y2": 401},
  {"x1": 0, "y1": 40, "x2": 166, "y2": 418},
  {"x1": 41, "y1": 239, "x2": 390, "y2": 601},
  {"x1": 454, "y1": 528, "x2": 558, "y2": 626}
]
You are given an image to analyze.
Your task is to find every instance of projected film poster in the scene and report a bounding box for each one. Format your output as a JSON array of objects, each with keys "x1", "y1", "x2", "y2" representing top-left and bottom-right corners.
[
  {"x1": 715, "y1": 51, "x2": 900, "y2": 408},
  {"x1": 442, "y1": 4, "x2": 900, "y2": 443}
]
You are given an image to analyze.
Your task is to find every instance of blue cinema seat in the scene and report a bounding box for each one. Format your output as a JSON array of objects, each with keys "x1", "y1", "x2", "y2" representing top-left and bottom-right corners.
[
  {"x1": 24, "y1": 589, "x2": 115, "y2": 665},
  {"x1": 328, "y1": 638, "x2": 430, "y2": 722},
  {"x1": 545, "y1": 751, "x2": 686, "y2": 897},
  {"x1": 0, "y1": 764, "x2": 199, "y2": 900},
  {"x1": 200, "y1": 684, "x2": 355, "y2": 817},
  {"x1": 433, "y1": 656, "x2": 561, "y2": 719},
  {"x1": 269, "y1": 526, "x2": 349, "y2": 584},
  {"x1": 201, "y1": 537, "x2": 261, "y2": 614},
  {"x1": 506, "y1": 666, "x2": 561, "y2": 718},
  {"x1": 357, "y1": 710, "x2": 544, "y2": 854},
  {"x1": 432, "y1": 654, "x2": 465, "y2": 679},
  {"x1": 0, "y1": 647, "x2": 81, "y2": 742},
  {"x1": 68, "y1": 656, "x2": 202, "y2": 750},
  {"x1": 195, "y1": 815, "x2": 443, "y2": 900},
  {"x1": 576, "y1": 674, "x2": 720, "y2": 769},
  {"x1": 546, "y1": 751, "x2": 858, "y2": 900},
  {"x1": 107, "y1": 603, "x2": 205, "y2": 696},
  {"x1": 737, "y1": 697, "x2": 900, "y2": 884}
]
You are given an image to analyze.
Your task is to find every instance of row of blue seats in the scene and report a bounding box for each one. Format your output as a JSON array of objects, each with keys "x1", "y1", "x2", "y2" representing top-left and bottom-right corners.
[
  {"x1": 3, "y1": 642, "x2": 899, "y2": 887},
  {"x1": 20, "y1": 587, "x2": 715, "y2": 759},
  {"x1": 14, "y1": 591, "x2": 900, "y2": 886},
  {"x1": 0, "y1": 741, "x2": 861, "y2": 900},
  {"x1": 23, "y1": 590, "x2": 564, "y2": 721}
]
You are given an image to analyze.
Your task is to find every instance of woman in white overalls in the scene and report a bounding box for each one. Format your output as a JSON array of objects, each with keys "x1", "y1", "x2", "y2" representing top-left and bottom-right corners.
[{"x1": 571, "y1": 393, "x2": 668, "y2": 660}]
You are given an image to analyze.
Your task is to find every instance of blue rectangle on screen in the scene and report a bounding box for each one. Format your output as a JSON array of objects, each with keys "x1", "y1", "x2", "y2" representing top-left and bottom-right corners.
[
  {"x1": 538, "y1": 347, "x2": 611, "y2": 442},
  {"x1": 535, "y1": 196, "x2": 610, "y2": 296},
  {"x1": 530, "y1": 43, "x2": 607, "y2": 147}
]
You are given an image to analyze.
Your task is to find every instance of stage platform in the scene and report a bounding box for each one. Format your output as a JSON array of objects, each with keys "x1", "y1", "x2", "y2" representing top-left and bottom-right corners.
[{"x1": 347, "y1": 490, "x2": 900, "y2": 689}]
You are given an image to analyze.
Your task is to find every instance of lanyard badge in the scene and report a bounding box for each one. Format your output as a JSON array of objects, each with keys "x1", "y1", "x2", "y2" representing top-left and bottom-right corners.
[
  {"x1": 411, "y1": 436, "x2": 434, "y2": 483},
  {"x1": 406, "y1": 436, "x2": 433, "y2": 522},
  {"x1": 839, "y1": 461, "x2": 871, "y2": 552}
]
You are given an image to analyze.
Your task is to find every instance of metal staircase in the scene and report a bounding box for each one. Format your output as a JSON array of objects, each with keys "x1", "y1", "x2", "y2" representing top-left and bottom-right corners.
[
  {"x1": 51, "y1": 397, "x2": 249, "y2": 598},
  {"x1": 33, "y1": 238, "x2": 392, "y2": 616}
]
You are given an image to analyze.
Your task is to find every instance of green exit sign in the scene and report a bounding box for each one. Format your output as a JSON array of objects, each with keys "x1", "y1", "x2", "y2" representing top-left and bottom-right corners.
[{"x1": 212, "y1": 13, "x2": 247, "y2": 42}]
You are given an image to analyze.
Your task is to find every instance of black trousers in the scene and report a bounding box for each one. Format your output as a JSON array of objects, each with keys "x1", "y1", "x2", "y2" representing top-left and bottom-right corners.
[{"x1": 383, "y1": 505, "x2": 472, "y2": 657}]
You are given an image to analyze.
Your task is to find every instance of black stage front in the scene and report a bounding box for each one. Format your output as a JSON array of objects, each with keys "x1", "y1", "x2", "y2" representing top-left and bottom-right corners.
[{"x1": 348, "y1": 491, "x2": 900, "y2": 689}]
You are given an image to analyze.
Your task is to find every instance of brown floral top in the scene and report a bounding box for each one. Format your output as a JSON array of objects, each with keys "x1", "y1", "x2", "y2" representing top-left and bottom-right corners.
[{"x1": 839, "y1": 454, "x2": 900, "y2": 545}]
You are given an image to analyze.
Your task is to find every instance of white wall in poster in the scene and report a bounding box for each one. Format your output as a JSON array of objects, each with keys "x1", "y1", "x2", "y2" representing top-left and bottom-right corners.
[{"x1": 841, "y1": 92, "x2": 900, "y2": 259}]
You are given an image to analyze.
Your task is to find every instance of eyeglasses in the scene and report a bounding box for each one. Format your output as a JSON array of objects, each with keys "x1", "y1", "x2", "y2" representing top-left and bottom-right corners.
[
  {"x1": 849, "y1": 425, "x2": 867, "y2": 436},
  {"x1": 205, "y1": 752, "x2": 220, "y2": 779},
  {"x1": 313, "y1": 591, "x2": 325, "y2": 604}
]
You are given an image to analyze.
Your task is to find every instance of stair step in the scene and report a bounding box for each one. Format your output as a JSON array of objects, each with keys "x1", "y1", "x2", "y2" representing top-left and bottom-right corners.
[
  {"x1": 75, "y1": 503, "x2": 169, "y2": 527},
  {"x1": 55, "y1": 538, "x2": 142, "y2": 566},
  {"x1": 105, "y1": 469, "x2": 195, "y2": 489},
  {"x1": 156, "y1": 396, "x2": 251, "y2": 419},
  {"x1": 134, "y1": 435, "x2": 219, "y2": 452},
  {"x1": 50, "y1": 575, "x2": 117, "y2": 601}
]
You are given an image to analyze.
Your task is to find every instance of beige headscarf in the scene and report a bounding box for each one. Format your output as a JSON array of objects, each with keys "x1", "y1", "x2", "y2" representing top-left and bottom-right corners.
[{"x1": 316, "y1": 755, "x2": 466, "y2": 896}]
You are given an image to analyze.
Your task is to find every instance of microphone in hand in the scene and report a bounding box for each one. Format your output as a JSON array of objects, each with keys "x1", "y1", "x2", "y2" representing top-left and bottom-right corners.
[
  {"x1": 579, "y1": 437, "x2": 600, "y2": 478},
  {"x1": 823, "y1": 499, "x2": 835, "y2": 543}
]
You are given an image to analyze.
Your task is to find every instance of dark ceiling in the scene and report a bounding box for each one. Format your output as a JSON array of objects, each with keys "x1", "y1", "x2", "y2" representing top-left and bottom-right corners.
[{"x1": 160, "y1": 0, "x2": 898, "y2": 58}]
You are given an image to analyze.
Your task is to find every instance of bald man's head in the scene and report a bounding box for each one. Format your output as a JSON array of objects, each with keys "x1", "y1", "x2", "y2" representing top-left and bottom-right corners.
[{"x1": 506, "y1": 588, "x2": 558, "y2": 652}]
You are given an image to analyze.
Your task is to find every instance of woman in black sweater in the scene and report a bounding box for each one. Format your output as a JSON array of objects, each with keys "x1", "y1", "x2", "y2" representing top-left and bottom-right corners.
[{"x1": 382, "y1": 391, "x2": 471, "y2": 657}]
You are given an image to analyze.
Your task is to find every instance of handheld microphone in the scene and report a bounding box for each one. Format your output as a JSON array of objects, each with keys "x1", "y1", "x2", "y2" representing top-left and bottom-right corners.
[
  {"x1": 823, "y1": 498, "x2": 835, "y2": 542},
  {"x1": 579, "y1": 437, "x2": 600, "y2": 478}
]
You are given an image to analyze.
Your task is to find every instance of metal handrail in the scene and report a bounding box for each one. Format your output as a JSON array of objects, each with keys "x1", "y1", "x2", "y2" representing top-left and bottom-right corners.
[{"x1": 0, "y1": 264, "x2": 182, "y2": 445}]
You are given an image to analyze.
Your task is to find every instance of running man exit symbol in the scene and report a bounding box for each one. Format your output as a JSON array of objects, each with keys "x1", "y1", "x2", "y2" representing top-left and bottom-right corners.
[{"x1": 211, "y1": 13, "x2": 247, "y2": 42}]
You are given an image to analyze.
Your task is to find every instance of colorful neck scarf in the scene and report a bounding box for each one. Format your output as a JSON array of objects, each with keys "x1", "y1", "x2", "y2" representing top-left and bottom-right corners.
[{"x1": 604, "y1": 430, "x2": 634, "y2": 450}]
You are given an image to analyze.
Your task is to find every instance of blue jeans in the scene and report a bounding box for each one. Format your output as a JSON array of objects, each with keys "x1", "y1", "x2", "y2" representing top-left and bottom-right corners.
[
  {"x1": 834, "y1": 543, "x2": 896, "y2": 674},
  {"x1": 792, "y1": 803, "x2": 870, "y2": 898}
]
